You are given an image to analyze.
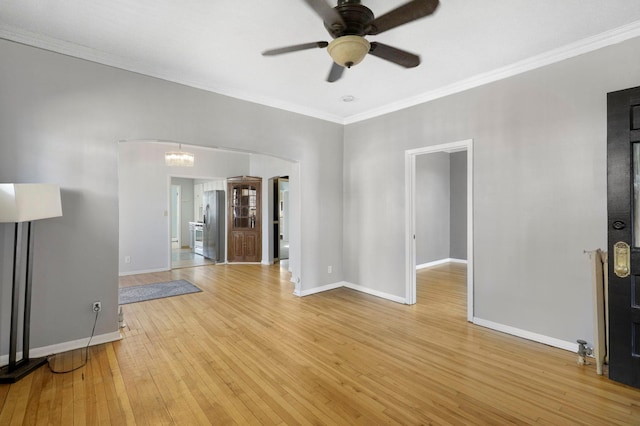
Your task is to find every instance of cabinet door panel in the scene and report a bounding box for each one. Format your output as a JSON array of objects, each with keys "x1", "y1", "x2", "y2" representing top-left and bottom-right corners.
[
  {"x1": 245, "y1": 233, "x2": 258, "y2": 261},
  {"x1": 229, "y1": 232, "x2": 244, "y2": 262}
]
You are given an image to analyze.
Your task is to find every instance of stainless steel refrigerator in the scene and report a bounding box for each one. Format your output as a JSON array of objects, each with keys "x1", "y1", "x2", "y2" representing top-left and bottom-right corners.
[{"x1": 202, "y1": 190, "x2": 225, "y2": 262}]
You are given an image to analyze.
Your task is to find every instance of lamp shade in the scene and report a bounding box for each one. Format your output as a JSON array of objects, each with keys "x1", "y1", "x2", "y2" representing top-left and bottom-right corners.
[{"x1": 0, "y1": 184, "x2": 63, "y2": 223}]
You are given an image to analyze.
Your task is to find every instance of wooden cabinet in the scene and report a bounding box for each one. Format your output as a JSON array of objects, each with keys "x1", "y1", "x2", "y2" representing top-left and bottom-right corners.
[{"x1": 227, "y1": 176, "x2": 262, "y2": 263}]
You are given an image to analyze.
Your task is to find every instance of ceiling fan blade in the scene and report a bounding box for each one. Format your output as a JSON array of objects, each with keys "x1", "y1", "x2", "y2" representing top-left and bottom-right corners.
[
  {"x1": 302, "y1": 0, "x2": 345, "y2": 30},
  {"x1": 368, "y1": 42, "x2": 420, "y2": 68},
  {"x1": 366, "y1": 0, "x2": 439, "y2": 35},
  {"x1": 327, "y1": 62, "x2": 344, "y2": 82},
  {"x1": 262, "y1": 41, "x2": 329, "y2": 56}
]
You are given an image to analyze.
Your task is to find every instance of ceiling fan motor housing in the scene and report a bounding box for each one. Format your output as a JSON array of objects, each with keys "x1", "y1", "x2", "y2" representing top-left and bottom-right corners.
[{"x1": 325, "y1": 0, "x2": 374, "y2": 37}]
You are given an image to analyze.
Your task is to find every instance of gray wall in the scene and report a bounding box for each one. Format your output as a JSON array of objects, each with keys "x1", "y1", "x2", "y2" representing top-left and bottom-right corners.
[
  {"x1": 249, "y1": 154, "x2": 293, "y2": 265},
  {"x1": 415, "y1": 152, "x2": 450, "y2": 265},
  {"x1": 415, "y1": 151, "x2": 467, "y2": 266},
  {"x1": 344, "y1": 36, "x2": 640, "y2": 345},
  {"x1": 0, "y1": 38, "x2": 343, "y2": 353},
  {"x1": 450, "y1": 151, "x2": 467, "y2": 260}
]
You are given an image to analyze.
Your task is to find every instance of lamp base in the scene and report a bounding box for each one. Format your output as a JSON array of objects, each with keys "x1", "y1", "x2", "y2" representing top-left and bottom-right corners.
[{"x1": 0, "y1": 357, "x2": 48, "y2": 384}]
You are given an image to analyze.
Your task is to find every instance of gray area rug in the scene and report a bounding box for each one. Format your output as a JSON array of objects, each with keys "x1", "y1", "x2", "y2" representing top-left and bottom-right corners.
[{"x1": 119, "y1": 279, "x2": 202, "y2": 305}]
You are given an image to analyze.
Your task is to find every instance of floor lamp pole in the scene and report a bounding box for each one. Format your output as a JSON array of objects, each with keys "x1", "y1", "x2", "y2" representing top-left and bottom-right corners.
[{"x1": 0, "y1": 221, "x2": 48, "y2": 383}]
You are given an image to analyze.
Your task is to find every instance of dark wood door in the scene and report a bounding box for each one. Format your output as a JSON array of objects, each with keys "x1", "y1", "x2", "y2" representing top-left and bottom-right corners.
[
  {"x1": 607, "y1": 86, "x2": 640, "y2": 388},
  {"x1": 227, "y1": 177, "x2": 262, "y2": 263}
]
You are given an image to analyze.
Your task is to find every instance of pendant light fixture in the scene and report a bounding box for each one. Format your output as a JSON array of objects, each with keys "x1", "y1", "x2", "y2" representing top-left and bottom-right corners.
[{"x1": 165, "y1": 144, "x2": 194, "y2": 167}]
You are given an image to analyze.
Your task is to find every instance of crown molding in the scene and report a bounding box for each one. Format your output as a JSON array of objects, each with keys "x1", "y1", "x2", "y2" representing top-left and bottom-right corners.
[
  {"x1": 0, "y1": 25, "x2": 345, "y2": 124},
  {"x1": 2, "y1": 20, "x2": 640, "y2": 126},
  {"x1": 343, "y1": 19, "x2": 640, "y2": 124}
]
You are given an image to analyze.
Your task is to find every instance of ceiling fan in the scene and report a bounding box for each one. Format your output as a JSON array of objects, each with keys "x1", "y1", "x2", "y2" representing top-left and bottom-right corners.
[{"x1": 262, "y1": 0, "x2": 440, "y2": 82}]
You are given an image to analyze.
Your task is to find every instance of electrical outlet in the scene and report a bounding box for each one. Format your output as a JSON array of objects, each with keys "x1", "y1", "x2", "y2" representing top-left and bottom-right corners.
[
  {"x1": 328, "y1": 265, "x2": 332, "y2": 273},
  {"x1": 125, "y1": 256, "x2": 131, "y2": 264},
  {"x1": 92, "y1": 301, "x2": 102, "y2": 312}
]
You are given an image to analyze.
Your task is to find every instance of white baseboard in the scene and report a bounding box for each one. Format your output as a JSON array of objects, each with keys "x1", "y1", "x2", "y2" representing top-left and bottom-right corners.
[
  {"x1": 472, "y1": 317, "x2": 578, "y2": 353},
  {"x1": 343, "y1": 282, "x2": 406, "y2": 304},
  {"x1": 293, "y1": 280, "x2": 406, "y2": 304},
  {"x1": 0, "y1": 330, "x2": 122, "y2": 366},
  {"x1": 417, "y1": 258, "x2": 468, "y2": 269},
  {"x1": 119, "y1": 267, "x2": 168, "y2": 277},
  {"x1": 295, "y1": 282, "x2": 344, "y2": 297}
]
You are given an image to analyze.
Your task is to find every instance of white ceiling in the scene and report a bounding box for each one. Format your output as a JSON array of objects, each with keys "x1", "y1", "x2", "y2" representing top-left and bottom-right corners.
[{"x1": 2, "y1": 0, "x2": 640, "y2": 123}]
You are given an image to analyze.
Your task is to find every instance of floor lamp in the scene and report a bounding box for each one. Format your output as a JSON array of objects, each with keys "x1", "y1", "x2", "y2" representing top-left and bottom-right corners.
[{"x1": 0, "y1": 183, "x2": 62, "y2": 383}]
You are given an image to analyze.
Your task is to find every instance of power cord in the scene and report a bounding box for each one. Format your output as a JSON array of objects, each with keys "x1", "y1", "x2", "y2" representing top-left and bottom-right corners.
[{"x1": 47, "y1": 308, "x2": 99, "y2": 374}]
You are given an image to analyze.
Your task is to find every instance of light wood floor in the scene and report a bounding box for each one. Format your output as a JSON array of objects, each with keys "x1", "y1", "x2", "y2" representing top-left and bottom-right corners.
[
  {"x1": 171, "y1": 248, "x2": 215, "y2": 269},
  {"x1": 1, "y1": 263, "x2": 639, "y2": 424}
]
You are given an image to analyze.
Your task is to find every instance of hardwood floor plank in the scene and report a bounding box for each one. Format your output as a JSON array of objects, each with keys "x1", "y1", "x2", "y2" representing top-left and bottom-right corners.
[
  {"x1": 104, "y1": 344, "x2": 136, "y2": 424},
  {"x1": 1, "y1": 263, "x2": 639, "y2": 424},
  {"x1": 23, "y1": 367, "x2": 45, "y2": 425},
  {"x1": 3, "y1": 373, "x2": 33, "y2": 425}
]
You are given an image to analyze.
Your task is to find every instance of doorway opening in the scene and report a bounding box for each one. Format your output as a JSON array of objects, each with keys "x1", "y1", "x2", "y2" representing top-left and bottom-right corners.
[
  {"x1": 269, "y1": 176, "x2": 290, "y2": 271},
  {"x1": 405, "y1": 139, "x2": 474, "y2": 321},
  {"x1": 171, "y1": 184, "x2": 181, "y2": 249},
  {"x1": 278, "y1": 177, "x2": 290, "y2": 263},
  {"x1": 169, "y1": 176, "x2": 221, "y2": 270},
  {"x1": 118, "y1": 140, "x2": 301, "y2": 288}
]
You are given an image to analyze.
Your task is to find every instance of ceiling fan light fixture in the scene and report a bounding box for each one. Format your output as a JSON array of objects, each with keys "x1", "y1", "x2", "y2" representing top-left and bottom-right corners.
[{"x1": 327, "y1": 35, "x2": 370, "y2": 68}]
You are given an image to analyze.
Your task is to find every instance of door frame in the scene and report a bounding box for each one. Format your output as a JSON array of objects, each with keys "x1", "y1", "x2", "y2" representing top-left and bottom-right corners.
[
  {"x1": 170, "y1": 183, "x2": 181, "y2": 247},
  {"x1": 405, "y1": 139, "x2": 474, "y2": 321},
  {"x1": 267, "y1": 176, "x2": 291, "y2": 265}
]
